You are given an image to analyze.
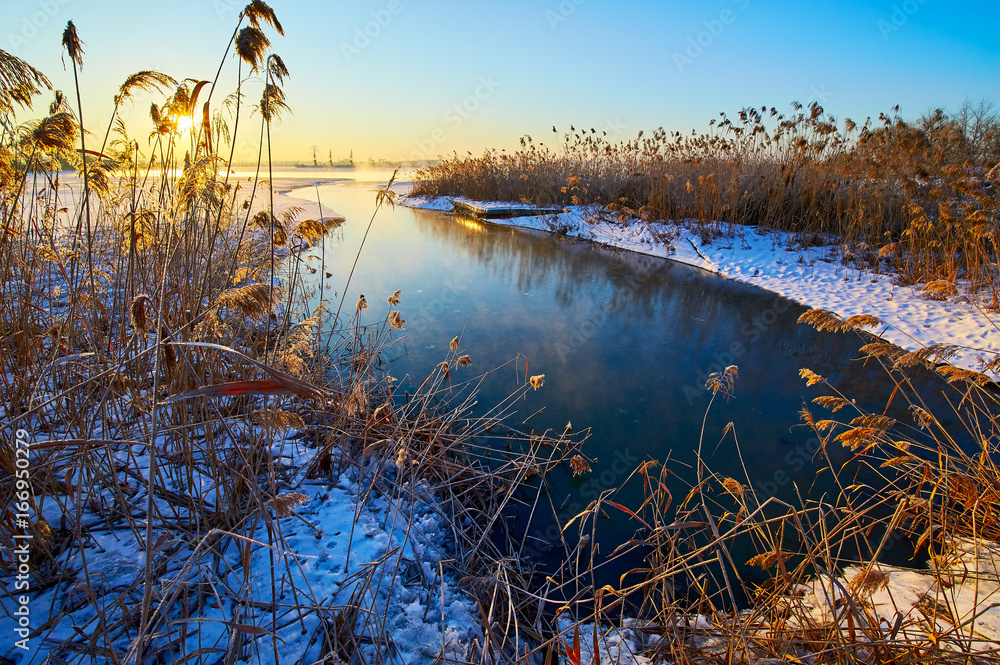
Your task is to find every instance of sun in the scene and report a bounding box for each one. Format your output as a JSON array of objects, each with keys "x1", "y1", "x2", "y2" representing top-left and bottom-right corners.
[{"x1": 174, "y1": 114, "x2": 194, "y2": 135}]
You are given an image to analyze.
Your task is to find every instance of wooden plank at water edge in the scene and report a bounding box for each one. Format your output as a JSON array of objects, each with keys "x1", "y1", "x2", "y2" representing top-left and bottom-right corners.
[{"x1": 452, "y1": 200, "x2": 564, "y2": 219}]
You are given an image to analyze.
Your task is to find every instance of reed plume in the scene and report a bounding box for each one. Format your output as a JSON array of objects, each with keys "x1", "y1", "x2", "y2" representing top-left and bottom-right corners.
[
  {"x1": 235, "y1": 26, "x2": 270, "y2": 72},
  {"x1": 217, "y1": 283, "x2": 276, "y2": 320},
  {"x1": 61, "y1": 21, "x2": 84, "y2": 68},
  {"x1": 244, "y1": 0, "x2": 284, "y2": 35},
  {"x1": 0, "y1": 48, "x2": 51, "y2": 112}
]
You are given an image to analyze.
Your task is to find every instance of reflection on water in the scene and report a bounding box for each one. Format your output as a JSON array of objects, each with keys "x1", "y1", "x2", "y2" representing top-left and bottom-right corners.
[{"x1": 296, "y1": 173, "x2": 953, "y2": 587}]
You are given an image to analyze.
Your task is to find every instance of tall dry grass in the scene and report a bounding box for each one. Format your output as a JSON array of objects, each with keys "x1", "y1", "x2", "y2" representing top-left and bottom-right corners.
[
  {"x1": 4, "y1": 7, "x2": 1000, "y2": 664},
  {"x1": 515, "y1": 334, "x2": 1000, "y2": 664},
  {"x1": 413, "y1": 102, "x2": 1000, "y2": 305},
  {"x1": 0, "y1": 7, "x2": 591, "y2": 663}
]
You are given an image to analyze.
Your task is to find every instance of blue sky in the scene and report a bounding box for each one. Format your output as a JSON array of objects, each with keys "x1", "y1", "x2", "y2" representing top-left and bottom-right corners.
[{"x1": 5, "y1": 0, "x2": 999, "y2": 162}]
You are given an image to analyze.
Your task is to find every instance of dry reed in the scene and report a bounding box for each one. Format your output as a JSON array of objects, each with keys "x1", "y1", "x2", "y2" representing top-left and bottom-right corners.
[
  {"x1": 414, "y1": 101, "x2": 1000, "y2": 306},
  {"x1": 4, "y1": 7, "x2": 1000, "y2": 664}
]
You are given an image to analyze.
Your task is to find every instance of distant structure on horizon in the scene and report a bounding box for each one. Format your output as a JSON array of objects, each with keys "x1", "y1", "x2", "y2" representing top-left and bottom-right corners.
[
  {"x1": 292, "y1": 147, "x2": 357, "y2": 168},
  {"x1": 231, "y1": 153, "x2": 439, "y2": 168}
]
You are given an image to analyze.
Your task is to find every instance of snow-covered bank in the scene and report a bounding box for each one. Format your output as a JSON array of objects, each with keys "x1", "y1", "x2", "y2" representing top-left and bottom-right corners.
[
  {"x1": 28, "y1": 172, "x2": 346, "y2": 259},
  {"x1": 792, "y1": 538, "x2": 1000, "y2": 653},
  {"x1": 403, "y1": 195, "x2": 1000, "y2": 376},
  {"x1": 565, "y1": 537, "x2": 1000, "y2": 660},
  {"x1": 0, "y1": 427, "x2": 483, "y2": 664}
]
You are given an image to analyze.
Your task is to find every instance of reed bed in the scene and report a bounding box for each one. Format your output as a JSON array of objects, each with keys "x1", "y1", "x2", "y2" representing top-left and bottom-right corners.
[
  {"x1": 0, "y1": 6, "x2": 589, "y2": 663},
  {"x1": 413, "y1": 102, "x2": 1000, "y2": 305},
  {"x1": 3, "y1": 5, "x2": 1000, "y2": 663}
]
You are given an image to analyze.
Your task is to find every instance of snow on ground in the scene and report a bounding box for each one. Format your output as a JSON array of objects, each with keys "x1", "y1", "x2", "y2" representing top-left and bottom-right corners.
[
  {"x1": 554, "y1": 615, "x2": 651, "y2": 665},
  {"x1": 264, "y1": 173, "x2": 348, "y2": 224},
  {"x1": 791, "y1": 538, "x2": 1000, "y2": 653},
  {"x1": 403, "y1": 196, "x2": 1000, "y2": 375},
  {"x1": 25, "y1": 172, "x2": 346, "y2": 260},
  {"x1": 546, "y1": 541, "x2": 1000, "y2": 660},
  {"x1": 3, "y1": 173, "x2": 496, "y2": 664},
  {"x1": 0, "y1": 424, "x2": 483, "y2": 664}
]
